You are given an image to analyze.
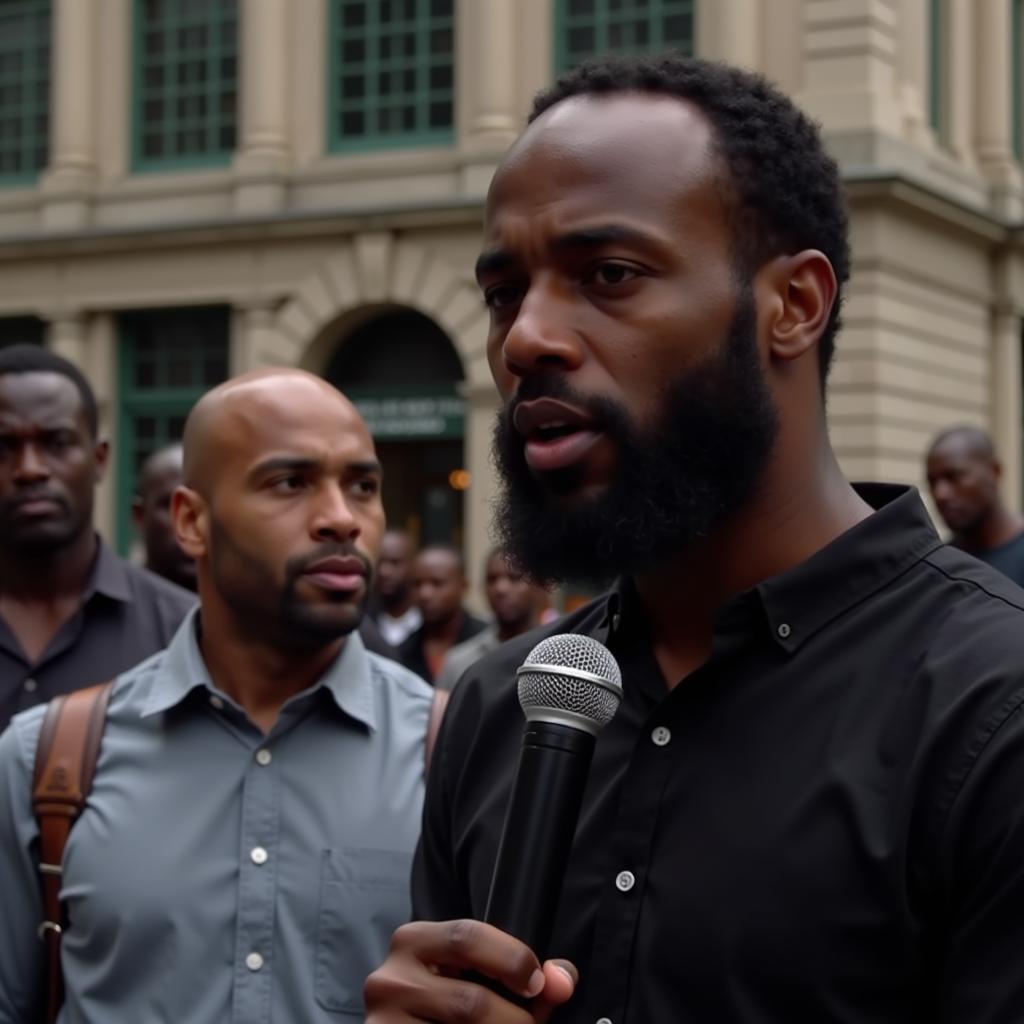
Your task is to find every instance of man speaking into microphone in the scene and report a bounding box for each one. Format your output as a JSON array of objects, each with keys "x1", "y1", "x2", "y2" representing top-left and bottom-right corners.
[{"x1": 365, "y1": 55, "x2": 1024, "y2": 1023}]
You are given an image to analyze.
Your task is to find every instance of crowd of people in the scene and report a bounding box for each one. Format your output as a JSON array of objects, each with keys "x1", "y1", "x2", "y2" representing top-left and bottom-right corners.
[{"x1": 3, "y1": 51, "x2": 1024, "y2": 1023}]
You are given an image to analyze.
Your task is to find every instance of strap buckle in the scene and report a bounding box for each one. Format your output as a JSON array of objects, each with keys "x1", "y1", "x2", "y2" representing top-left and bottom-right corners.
[
  {"x1": 39, "y1": 862, "x2": 62, "y2": 877},
  {"x1": 37, "y1": 921, "x2": 62, "y2": 941}
]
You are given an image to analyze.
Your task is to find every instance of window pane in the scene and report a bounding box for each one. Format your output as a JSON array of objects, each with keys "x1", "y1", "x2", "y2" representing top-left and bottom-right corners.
[
  {"x1": 556, "y1": 0, "x2": 695, "y2": 70},
  {"x1": 0, "y1": 0, "x2": 51, "y2": 182},
  {"x1": 133, "y1": 0, "x2": 238, "y2": 168},
  {"x1": 330, "y1": 0, "x2": 454, "y2": 149}
]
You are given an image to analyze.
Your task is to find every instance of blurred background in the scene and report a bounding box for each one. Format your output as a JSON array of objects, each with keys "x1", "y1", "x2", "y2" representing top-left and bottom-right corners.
[{"x1": 1, "y1": 0, "x2": 1022, "y2": 607}]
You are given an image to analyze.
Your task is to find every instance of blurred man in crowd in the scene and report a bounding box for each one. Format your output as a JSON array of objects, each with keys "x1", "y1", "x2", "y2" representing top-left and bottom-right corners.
[
  {"x1": 926, "y1": 424, "x2": 1024, "y2": 587},
  {"x1": 435, "y1": 546, "x2": 549, "y2": 690},
  {"x1": 399, "y1": 544, "x2": 486, "y2": 684},
  {"x1": 0, "y1": 368, "x2": 433, "y2": 1022},
  {"x1": 0, "y1": 344, "x2": 193, "y2": 733},
  {"x1": 372, "y1": 528, "x2": 422, "y2": 646},
  {"x1": 132, "y1": 442, "x2": 197, "y2": 592},
  {"x1": 366, "y1": 55, "x2": 1024, "y2": 1022}
]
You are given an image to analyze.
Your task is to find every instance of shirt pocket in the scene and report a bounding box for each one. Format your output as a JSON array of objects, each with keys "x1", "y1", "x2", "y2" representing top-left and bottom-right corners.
[{"x1": 314, "y1": 846, "x2": 414, "y2": 1014}]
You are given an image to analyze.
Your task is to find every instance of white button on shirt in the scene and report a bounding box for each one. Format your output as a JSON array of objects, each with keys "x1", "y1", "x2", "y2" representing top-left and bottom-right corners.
[
  {"x1": 651, "y1": 726, "x2": 671, "y2": 746},
  {"x1": 251, "y1": 846, "x2": 268, "y2": 865},
  {"x1": 245, "y1": 952, "x2": 264, "y2": 972},
  {"x1": 255, "y1": 748, "x2": 272, "y2": 766},
  {"x1": 597, "y1": 1017, "x2": 613, "y2": 1024},
  {"x1": 208, "y1": 695, "x2": 224, "y2": 710},
  {"x1": 23, "y1": 678, "x2": 36, "y2": 693},
  {"x1": 615, "y1": 870, "x2": 635, "y2": 892}
]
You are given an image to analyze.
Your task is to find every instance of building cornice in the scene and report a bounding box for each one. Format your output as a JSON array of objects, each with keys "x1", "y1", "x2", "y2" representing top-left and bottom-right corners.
[{"x1": 0, "y1": 197, "x2": 486, "y2": 262}]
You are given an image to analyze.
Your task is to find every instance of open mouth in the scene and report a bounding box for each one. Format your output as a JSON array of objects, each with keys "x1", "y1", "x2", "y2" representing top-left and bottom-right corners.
[{"x1": 513, "y1": 398, "x2": 603, "y2": 473}]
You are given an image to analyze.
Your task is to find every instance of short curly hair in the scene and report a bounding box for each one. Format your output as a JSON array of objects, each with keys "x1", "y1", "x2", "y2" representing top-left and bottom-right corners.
[{"x1": 530, "y1": 54, "x2": 851, "y2": 386}]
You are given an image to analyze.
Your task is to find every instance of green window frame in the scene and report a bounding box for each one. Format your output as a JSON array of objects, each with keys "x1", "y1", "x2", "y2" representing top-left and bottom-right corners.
[
  {"x1": 327, "y1": 0, "x2": 455, "y2": 152},
  {"x1": 554, "y1": 0, "x2": 695, "y2": 73},
  {"x1": 1014, "y1": 0, "x2": 1023, "y2": 160},
  {"x1": 116, "y1": 308, "x2": 229, "y2": 554},
  {"x1": 0, "y1": 0, "x2": 50, "y2": 186},
  {"x1": 132, "y1": 0, "x2": 238, "y2": 172}
]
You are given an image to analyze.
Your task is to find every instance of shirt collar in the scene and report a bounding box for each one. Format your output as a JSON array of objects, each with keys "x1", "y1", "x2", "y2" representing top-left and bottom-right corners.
[
  {"x1": 140, "y1": 607, "x2": 380, "y2": 730},
  {"x1": 755, "y1": 483, "x2": 941, "y2": 652},
  {"x1": 85, "y1": 537, "x2": 134, "y2": 603},
  {"x1": 601, "y1": 483, "x2": 942, "y2": 654}
]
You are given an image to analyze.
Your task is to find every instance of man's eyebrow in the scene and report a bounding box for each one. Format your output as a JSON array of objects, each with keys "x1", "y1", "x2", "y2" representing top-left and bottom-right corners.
[
  {"x1": 249, "y1": 456, "x2": 320, "y2": 480},
  {"x1": 248, "y1": 456, "x2": 382, "y2": 479},
  {"x1": 475, "y1": 224, "x2": 659, "y2": 281}
]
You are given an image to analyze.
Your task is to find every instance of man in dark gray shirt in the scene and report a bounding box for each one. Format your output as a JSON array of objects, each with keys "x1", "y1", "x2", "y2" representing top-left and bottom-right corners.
[{"x1": 0, "y1": 345, "x2": 193, "y2": 732}]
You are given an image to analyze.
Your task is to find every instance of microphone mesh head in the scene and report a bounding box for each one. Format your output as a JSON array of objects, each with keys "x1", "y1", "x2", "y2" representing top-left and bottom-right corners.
[{"x1": 517, "y1": 633, "x2": 623, "y2": 732}]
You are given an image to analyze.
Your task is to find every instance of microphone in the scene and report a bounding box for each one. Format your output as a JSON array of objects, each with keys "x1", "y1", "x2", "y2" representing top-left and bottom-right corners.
[{"x1": 483, "y1": 633, "x2": 623, "y2": 959}]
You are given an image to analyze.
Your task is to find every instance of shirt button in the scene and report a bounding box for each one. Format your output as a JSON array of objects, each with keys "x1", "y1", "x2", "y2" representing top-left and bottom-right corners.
[
  {"x1": 250, "y1": 846, "x2": 268, "y2": 866},
  {"x1": 651, "y1": 726, "x2": 671, "y2": 747},
  {"x1": 777, "y1": 622, "x2": 792, "y2": 639},
  {"x1": 615, "y1": 870, "x2": 635, "y2": 893},
  {"x1": 245, "y1": 951, "x2": 264, "y2": 971},
  {"x1": 255, "y1": 748, "x2": 272, "y2": 766},
  {"x1": 23, "y1": 677, "x2": 37, "y2": 693},
  {"x1": 596, "y1": 1018, "x2": 613, "y2": 1024},
  {"x1": 209, "y1": 695, "x2": 224, "y2": 710}
]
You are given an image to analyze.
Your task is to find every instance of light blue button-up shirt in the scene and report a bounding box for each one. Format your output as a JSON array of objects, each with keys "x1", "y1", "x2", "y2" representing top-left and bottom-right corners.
[{"x1": 0, "y1": 609, "x2": 433, "y2": 1023}]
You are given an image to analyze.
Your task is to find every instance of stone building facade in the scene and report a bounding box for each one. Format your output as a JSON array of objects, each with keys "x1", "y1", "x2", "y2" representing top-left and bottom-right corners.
[{"x1": 1, "y1": 0, "x2": 1023, "y2": 592}]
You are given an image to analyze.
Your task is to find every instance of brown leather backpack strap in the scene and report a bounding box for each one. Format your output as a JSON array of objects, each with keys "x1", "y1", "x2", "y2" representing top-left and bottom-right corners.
[
  {"x1": 425, "y1": 687, "x2": 450, "y2": 773},
  {"x1": 31, "y1": 680, "x2": 114, "y2": 1024}
]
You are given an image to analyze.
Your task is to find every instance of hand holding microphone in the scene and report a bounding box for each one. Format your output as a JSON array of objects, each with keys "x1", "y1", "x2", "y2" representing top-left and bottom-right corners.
[{"x1": 364, "y1": 634, "x2": 622, "y2": 1022}]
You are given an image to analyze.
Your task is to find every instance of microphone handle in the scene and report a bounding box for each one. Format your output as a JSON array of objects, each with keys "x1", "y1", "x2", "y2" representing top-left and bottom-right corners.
[{"x1": 484, "y1": 720, "x2": 596, "y2": 959}]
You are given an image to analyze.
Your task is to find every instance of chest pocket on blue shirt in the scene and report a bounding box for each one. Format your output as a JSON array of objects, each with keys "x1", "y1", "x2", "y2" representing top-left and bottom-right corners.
[{"x1": 315, "y1": 846, "x2": 414, "y2": 1014}]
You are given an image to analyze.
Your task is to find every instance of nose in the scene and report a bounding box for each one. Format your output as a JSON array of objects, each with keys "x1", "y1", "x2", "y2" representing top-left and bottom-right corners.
[
  {"x1": 13, "y1": 442, "x2": 50, "y2": 482},
  {"x1": 310, "y1": 482, "x2": 359, "y2": 543},
  {"x1": 499, "y1": 281, "x2": 585, "y2": 379}
]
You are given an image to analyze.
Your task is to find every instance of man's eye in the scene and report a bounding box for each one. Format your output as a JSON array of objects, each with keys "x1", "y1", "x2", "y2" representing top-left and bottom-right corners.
[
  {"x1": 353, "y1": 477, "x2": 380, "y2": 497},
  {"x1": 271, "y1": 476, "x2": 305, "y2": 492},
  {"x1": 588, "y1": 262, "x2": 641, "y2": 287},
  {"x1": 484, "y1": 284, "x2": 523, "y2": 311},
  {"x1": 45, "y1": 433, "x2": 74, "y2": 453}
]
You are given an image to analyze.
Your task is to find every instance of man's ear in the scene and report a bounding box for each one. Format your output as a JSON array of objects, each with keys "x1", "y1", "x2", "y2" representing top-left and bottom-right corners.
[
  {"x1": 758, "y1": 250, "x2": 837, "y2": 364},
  {"x1": 172, "y1": 486, "x2": 207, "y2": 559}
]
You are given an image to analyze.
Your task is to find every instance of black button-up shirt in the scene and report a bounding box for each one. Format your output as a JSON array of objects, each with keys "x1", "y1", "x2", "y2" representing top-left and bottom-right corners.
[
  {"x1": 414, "y1": 485, "x2": 1024, "y2": 1022},
  {"x1": 0, "y1": 537, "x2": 195, "y2": 732}
]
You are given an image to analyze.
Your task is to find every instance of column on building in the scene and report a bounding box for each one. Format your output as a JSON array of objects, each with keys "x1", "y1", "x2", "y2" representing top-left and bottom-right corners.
[
  {"x1": 797, "y1": 0, "x2": 903, "y2": 137},
  {"x1": 456, "y1": 0, "x2": 521, "y2": 194},
  {"x1": 896, "y1": 0, "x2": 930, "y2": 146},
  {"x1": 232, "y1": 300, "x2": 293, "y2": 372},
  {"x1": 234, "y1": 0, "x2": 291, "y2": 213},
  {"x1": 696, "y1": 0, "x2": 761, "y2": 69},
  {"x1": 45, "y1": 311, "x2": 88, "y2": 368},
  {"x1": 973, "y1": 0, "x2": 1023, "y2": 217},
  {"x1": 40, "y1": 0, "x2": 98, "y2": 228},
  {"x1": 991, "y1": 306, "x2": 1023, "y2": 509},
  {"x1": 459, "y1": 378, "x2": 501, "y2": 613}
]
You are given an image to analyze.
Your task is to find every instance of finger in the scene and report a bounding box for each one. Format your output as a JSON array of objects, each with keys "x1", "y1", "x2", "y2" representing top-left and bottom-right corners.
[
  {"x1": 531, "y1": 960, "x2": 578, "y2": 1024},
  {"x1": 389, "y1": 920, "x2": 544, "y2": 998},
  {"x1": 365, "y1": 956, "x2": 535, "y2": 1024}
]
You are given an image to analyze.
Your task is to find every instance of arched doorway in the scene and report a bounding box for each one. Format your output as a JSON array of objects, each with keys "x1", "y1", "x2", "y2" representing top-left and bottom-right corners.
[{"x1": 324, "y1": 307, "x2": 467, "y2": 548}]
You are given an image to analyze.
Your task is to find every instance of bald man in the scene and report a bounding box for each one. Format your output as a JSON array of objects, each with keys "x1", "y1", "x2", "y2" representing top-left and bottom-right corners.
[
  {"x1": 926, "y1": 425, "x2": 1024, "y2": 587},
  {"x1": 0, "y1": 369, "x2": 434, "y2": 1022},
  {"x1": 132, "y1": 443, "x2": 197, "y2": 591}
]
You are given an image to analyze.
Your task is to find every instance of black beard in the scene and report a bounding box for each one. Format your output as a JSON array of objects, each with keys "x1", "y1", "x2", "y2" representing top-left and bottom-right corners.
[{"x1": 491, "y1": 289, "x2": 779, "y2": 587}]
